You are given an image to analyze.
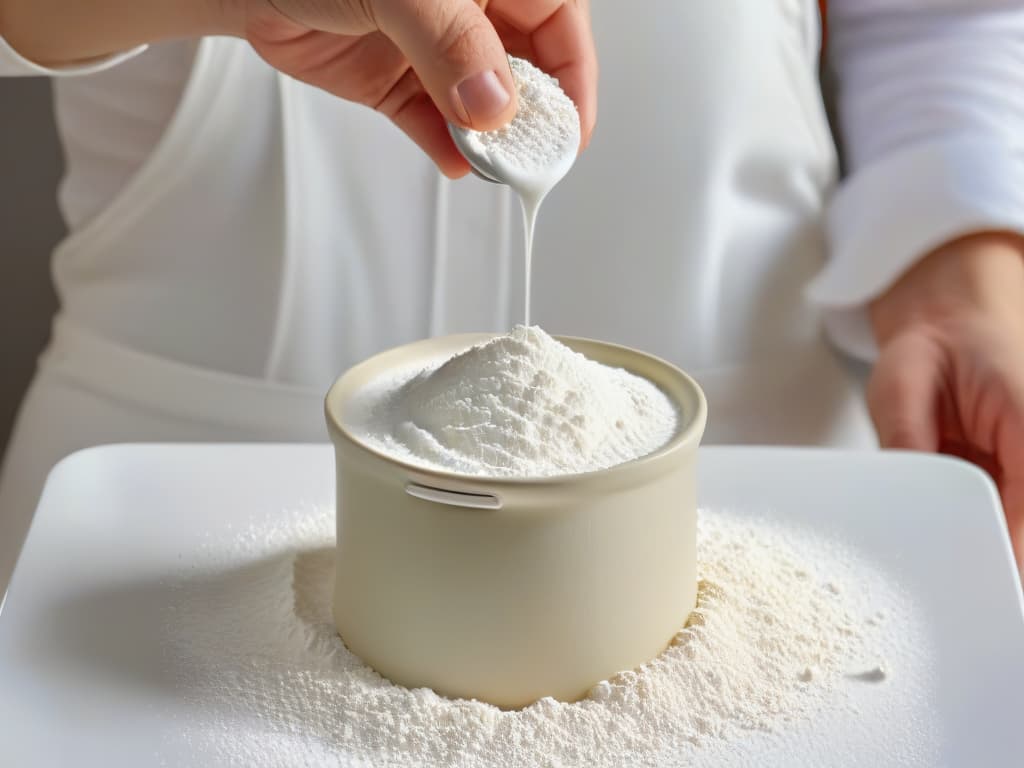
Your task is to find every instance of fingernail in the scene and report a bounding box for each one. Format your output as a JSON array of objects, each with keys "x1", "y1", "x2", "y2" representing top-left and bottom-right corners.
[{"x1": 454, "y1": 70, "x2": 511, "y2": 126}]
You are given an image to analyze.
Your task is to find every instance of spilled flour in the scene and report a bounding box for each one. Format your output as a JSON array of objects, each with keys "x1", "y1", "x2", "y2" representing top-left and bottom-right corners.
[
  {"x1": 348, "y1": 326, "x2": 678, "y2": 477},
  {"x1": 164, "y1": 507, "x2": 930, "y2": 767}
]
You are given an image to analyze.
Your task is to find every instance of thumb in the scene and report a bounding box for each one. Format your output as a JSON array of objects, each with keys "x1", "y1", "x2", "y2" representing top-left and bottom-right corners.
[
  {"x1": 867, "y1": 333, "x2": 943, "y2": 451},
  {"x1": 373, "y1": 0, "x2": 517, "y2": 130}
]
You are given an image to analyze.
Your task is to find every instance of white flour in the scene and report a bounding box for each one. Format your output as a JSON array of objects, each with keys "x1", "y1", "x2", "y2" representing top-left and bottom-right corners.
[
  {"x1": 348, "y1": 325, "x2": 678, "y2": 477},
  {"x1": 166, "y1": 506, "x2": 923, "y2": 767},
  {"x1": 461, "y1": 56, "x2": 580, "y2": 173}
]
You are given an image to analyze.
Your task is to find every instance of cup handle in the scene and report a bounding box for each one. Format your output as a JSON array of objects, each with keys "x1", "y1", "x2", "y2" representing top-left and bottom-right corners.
[{"x1": 404, "y1": 482, "x2": 502, "y2": 510}]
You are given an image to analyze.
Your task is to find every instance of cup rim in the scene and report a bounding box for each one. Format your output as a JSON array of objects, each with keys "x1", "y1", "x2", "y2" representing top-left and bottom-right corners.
[{"x1": 324, "y1": 333, "x2": 708, "y2": 490}]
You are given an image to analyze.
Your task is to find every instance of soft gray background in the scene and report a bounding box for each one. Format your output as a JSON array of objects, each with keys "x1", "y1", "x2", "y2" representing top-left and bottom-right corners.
[{"x1": 0, "y1": 78, "x2": 63, "y2": 465}]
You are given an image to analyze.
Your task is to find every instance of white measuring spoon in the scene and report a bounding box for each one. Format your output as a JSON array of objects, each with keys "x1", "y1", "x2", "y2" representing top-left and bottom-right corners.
[{"x1": 448, "y1": 116, "x2": 581, "y2": 327}]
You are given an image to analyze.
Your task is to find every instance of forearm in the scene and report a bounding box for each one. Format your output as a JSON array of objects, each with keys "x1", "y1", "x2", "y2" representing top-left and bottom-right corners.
[{"x1": 0, "y1": 0, "x2": 243, "y2": 66}]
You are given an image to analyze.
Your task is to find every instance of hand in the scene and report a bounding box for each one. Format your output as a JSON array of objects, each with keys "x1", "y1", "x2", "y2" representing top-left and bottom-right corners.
[
  {"x1": 0, "y1": 0, "x2": 595, "y2": 177},
  {"x1": 239, "y1": 0, "x2": 597, "y2": 176},
  {"x1": 868, "y1": 233, "x2": 1024, "y2": 572}
]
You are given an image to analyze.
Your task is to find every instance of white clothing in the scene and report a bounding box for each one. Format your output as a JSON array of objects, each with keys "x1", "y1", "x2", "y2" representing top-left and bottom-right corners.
[
  {"x1": 1, "y1": 0, "x2": 1023, "y2": 591},
  {"x1": 809, "y1": 0, "x2": 1024, "y2": 358}
]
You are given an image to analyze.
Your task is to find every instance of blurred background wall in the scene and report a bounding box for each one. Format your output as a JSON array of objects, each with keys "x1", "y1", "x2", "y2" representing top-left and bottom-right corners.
[{"x1": 0, "y1": 78, "x2": 64, "y2": 464}]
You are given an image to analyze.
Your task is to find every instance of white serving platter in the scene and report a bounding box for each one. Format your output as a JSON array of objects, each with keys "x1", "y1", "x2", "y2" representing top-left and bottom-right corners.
[{"x1": 1, "y1": 445, "x2": 1022, "y2": 766}]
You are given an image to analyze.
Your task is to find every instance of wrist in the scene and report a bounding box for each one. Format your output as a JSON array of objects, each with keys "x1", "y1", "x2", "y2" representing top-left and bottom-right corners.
[{"x1": 870, "y1": 232, "x2": 1024, "y2": 346}]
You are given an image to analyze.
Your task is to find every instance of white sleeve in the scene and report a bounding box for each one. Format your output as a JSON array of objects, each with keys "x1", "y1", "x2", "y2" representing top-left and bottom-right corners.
[
  {"x1": 805, "y1": 0, "x2": 1024, "y2": 360},
  {"x1": 0, "y1": 33, "x2": 145, "y2": 76}
]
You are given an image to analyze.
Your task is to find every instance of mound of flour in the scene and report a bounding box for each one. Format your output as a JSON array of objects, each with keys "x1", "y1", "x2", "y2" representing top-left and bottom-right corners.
[
  {"x1": 165, "y1": 507, "x2": 929, "y2": 767},
  {"x1": 349, "y1": 326, "x2": 678, "y2": 477},
  {"x1": 460, "y1": 56, "x2": 580, "y2": 172}
]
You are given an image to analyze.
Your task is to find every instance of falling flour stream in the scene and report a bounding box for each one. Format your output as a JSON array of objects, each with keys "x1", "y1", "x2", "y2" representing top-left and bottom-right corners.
[{"x1": 450, "y1": 56, "x2": 581, "y2": 325}]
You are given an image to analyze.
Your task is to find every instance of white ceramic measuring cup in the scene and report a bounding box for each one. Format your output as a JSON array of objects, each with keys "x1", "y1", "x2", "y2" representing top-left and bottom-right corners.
[{"x1": 325, "y1": 334, "x2": 707, "y2": 709}]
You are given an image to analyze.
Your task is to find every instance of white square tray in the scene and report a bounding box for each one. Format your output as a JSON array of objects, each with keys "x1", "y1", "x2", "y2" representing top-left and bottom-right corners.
[{"x1": 1, "y1": 445, "x2": 1022, "y2": 766}]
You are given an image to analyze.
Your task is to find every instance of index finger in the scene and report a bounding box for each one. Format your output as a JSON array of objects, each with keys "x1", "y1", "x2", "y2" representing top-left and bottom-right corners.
[
  {"x1": 995, "y1": 388, "x2": 1024, "y2": 575},
  {"x1": 488, "y1": 0, "x2": 598, "y2": 149}
]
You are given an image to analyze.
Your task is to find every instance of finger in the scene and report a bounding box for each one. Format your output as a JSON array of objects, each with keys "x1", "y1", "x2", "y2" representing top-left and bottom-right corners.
[
  {"x1": 487, "y1": 14, "x2": 534, "y2": 61},
  {"x1": 994, "y1": 386, "x2": 1024, "y2": 575},
  {"x1": 1002, "y1": 475, "x2": 1024, "y2": 576},
  {"x1": 374, "y1": 0, "x2": 517, "y2": 131},
  {"x1": 867, "y1": 333, "x2": 944, "y2": 451},
  {"x1": 939, "y1": 440, "x2": 1001, "y2": 480},
  {"x1": 490, "y1": 0, "x2": 598, "y2": 149},
  {"x1": 378, "y1": 67, "x2": 472, "y2": 177},
  {"x1": 935, "y1": 387, "x2": 1000, "y2": 473}
]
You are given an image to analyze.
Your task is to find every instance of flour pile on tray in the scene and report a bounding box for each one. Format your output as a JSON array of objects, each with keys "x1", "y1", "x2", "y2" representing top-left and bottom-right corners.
[{"x1": 162, "y1": 507, "x2": 923, "y2": 767}]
